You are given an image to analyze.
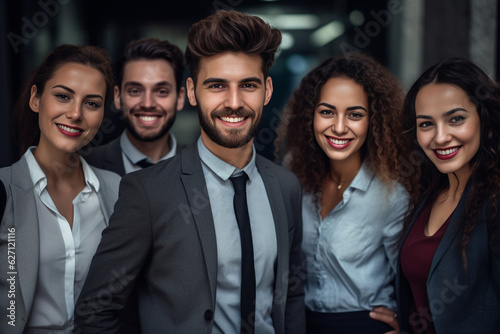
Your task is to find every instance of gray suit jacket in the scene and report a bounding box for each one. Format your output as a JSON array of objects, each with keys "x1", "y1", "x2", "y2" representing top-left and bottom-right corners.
[
  {"x1": 75, "y1": 143, "x2": 306, "y2": 333},
  {"x1": 0, "y1": 156, "x2": 120, "y2": 334}
]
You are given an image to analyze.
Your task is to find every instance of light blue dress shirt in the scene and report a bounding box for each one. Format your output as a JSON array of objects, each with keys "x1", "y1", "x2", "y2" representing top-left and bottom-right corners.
[
  {"x1": 302, "y1": 162, "x2": 408, "y2": 312},
  {"x1": 24, "y1": 148, "x2": 105, "y2": 332},
  {"x1": 197, "y1": 138, "x2": 277, "y2": 334},
  {"x1": 120, "y1": 131, "x2": 178, "y2": 174}
]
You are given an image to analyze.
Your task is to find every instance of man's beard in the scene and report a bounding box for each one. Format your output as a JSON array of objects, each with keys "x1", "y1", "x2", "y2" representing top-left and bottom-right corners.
[
  {"x1": 124, "y1": 111, "x2": 176, "y2": 143},
  {"x1": 197, "y1": 104, "x2": 260, "y2": 149}
]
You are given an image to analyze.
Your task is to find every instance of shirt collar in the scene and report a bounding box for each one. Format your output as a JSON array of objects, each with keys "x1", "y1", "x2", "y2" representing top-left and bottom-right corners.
[
  {"x1": 348, "y1": 161, "x2": 375, "y2": 192},
  {"x1": 197, "y1": 136, "x2": 257, "y2": 181},
  {"x1": 120, "y1": 131, "x2": 177, "y2": 165},
  {"x1": 24, "y1": 147, "x2": 100, "y2": 195}
]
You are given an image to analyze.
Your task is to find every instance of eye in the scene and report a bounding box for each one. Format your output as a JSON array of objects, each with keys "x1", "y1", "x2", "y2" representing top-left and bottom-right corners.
[
  {"x1": 127, "y1": 88, "x2": 142, "y2": 96},
  {"x1": 450, "y1": 115, "x2": 465, "y2": 123},
  {"x1": 348, "y1": 112, "x2": 365, "y2": 119},
  {"x1": 208, "y1": 83, "x2": 225, "y2": 89},
  {"x1": 417, "y1": 121, "x2": 433, "y2": 128},
  {"x1": 318, "y1": 109, "x2": 334, "y2": 116},
  {"x1": 55, "y1": 93, "x2": 70, "y2": 101},
  {"x1": 85, "y1": 100, "x2": 101, "y2": 109},
  {"x1": 157, "y1": 88, "x2": 169, "y2": 97},
  {"x1": 241, "y1": 83, "x2": 258, "y2": 89}
]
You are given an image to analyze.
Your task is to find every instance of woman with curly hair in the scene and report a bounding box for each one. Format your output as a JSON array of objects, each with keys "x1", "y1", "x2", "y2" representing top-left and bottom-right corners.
[
  {"x1": 275, "y1": 53, "x2": 414, "y2": 333},
  {"x1": 397, "y1": 57, "x2": 500, "y2": 333}
]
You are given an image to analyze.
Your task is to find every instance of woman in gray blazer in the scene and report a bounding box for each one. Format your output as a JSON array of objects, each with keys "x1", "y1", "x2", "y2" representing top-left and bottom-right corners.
[
  {"x1": 397, "y1": 57, "x2": 500, "y2": 333},
  {"x1": 0, "y1": 44, "x2": 120, "y2": 334}
]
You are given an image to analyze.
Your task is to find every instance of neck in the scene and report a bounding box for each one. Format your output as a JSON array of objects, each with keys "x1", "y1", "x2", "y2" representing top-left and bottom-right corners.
[
  {"x1": 446, "y1": 167, "x2": 473, "y2": 200},
  {"x1": 32, "y1": 146, "x2": 83, "y2": 182},
  {"x1": 126, "y1": 130, "x2": 171, "y2": 163},
  {"x1": 200, "y1": 132, "x2": 253, "y2": 170},
  {"x1": 328, "y1": 154, "x2": 362, "y2": 183}
]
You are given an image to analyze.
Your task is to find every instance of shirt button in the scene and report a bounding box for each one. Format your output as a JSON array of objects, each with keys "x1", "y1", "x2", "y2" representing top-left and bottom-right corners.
[{"x1": 204, "y1": 310, "x2": 214, "y2": 321}]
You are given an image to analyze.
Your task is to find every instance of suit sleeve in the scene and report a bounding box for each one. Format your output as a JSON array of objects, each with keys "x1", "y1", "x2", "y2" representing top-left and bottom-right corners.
[
  {"x1": 284, "y1": 176, "x2": 306, "y2": 334},
  {"x1": 74, "y1": 174, "x2": 152, "y2": 333},
  {"x1": 490, "y1": 201, "x2": 500, "y2": 298}
]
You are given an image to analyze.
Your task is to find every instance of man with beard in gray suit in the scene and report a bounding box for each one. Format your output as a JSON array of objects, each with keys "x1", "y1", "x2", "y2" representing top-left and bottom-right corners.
[{"x1": 75, "y1": 10, "x2": 305, "y2": 334}]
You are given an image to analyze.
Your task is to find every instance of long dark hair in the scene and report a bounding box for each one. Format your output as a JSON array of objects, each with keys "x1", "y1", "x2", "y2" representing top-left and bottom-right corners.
[
  {"x1": 402, "y1": 57, "x2": 500, "y2": 269},
  {"x1": 14, "y1": 44, "x2": 113, "y2": 156}
]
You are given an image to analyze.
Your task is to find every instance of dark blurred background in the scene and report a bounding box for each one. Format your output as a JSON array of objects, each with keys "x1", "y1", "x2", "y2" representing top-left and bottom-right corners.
[{"x1": 1, "y1": 0, "x2": 498, "y2": 166}]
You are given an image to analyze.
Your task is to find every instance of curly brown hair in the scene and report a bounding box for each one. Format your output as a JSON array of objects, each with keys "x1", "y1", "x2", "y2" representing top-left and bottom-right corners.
[
  {"x1": 275, "y1": 52, "x2": 415, "y2": 197},
  {"x1": 185, "y1": 9, "x2": 281, "y2": 85}
]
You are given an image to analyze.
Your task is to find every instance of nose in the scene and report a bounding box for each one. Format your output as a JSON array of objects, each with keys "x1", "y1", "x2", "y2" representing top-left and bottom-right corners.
[
  {"x1": 434, "y1": 124, "x2": 452, "y2": 145},
  {"x1": 223, "y1": 86, "x2": 244, "y2": 111},
  {"x1": 333, "y1": 117, "x2": 348, "y2": 134},
  {"x1": 66, "y1": 103, "x2": 82, "y2": 121},
  {"x1": 140, "y1": 91, "x2": 156, "y2": 109}
]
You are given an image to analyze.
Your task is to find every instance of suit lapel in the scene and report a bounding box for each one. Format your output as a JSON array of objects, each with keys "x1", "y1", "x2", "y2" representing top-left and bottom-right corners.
[
  {"x1": 256, "y1": 157, "x2": 289, "y2": 299},
  {"x1": 179, "y1": 144, "x2": 218, "y2": 303},
  {"x1": 10, "y1": 158, "x2": 39, "y2": 327},
  {"x1": 428, "y1": 183, "x2": 471, "y2": 279}
]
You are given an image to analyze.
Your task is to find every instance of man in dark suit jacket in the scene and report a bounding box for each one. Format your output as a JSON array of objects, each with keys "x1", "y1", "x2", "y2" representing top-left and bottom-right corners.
[
  {"x1": 82, "y1": 38, "x2": 186, "y2": 176},
  {"x1": 75, "y1": 9, "x2": 305, "y2": 334}
]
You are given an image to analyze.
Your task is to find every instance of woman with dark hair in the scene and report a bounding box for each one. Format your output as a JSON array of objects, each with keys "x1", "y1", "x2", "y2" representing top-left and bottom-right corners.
[
  {"x1": 0, "y1": 44, "x2": 120, "y2": 333},
  {"x1": 397, "y1": 57, "x2": 500, "y2": 333},
  {"x1": 275, "y1": 53, "x2": 415, "y2": 333}
]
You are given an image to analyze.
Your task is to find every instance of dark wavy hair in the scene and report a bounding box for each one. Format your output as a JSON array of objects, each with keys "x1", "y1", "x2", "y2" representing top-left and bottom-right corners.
[
  {"x1": 275, "y1": 52, "x2": 415, "y2": 198},
  {"x1": 185, "y1": 9, "x2": 281, "y2": 84},
  {"x1": 402, "y1": 57, "x2": 500, "y2": 270},
  {"x1": 114, "y1": 37, "x2": 185, "y2": 93},
  {"x1": 14, "y1": 44, "x2": 113, "y2": 156}
]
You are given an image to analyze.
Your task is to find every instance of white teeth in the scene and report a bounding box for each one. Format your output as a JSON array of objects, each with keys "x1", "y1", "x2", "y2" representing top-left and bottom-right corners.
[
  {"x1": 57, "y1": 124, "x2": 82, "y2": 133},
  {"x1": 436, "y1": 147, "x2": 459, "y2": 155},
  {"x1": 328, "y1": 137, "x2": 349, "y2": 145},
  {"x1": 139, "y1": 116, "x2": 159, "y2": 122},
  {"x1": 220, "y1": 116, "x2": 245, "y2": 123}
]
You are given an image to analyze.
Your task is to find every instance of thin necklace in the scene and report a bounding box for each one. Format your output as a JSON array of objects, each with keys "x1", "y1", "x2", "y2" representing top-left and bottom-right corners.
[{"x1": 330, "y1": 170, "x2": 359, "y2": 190}]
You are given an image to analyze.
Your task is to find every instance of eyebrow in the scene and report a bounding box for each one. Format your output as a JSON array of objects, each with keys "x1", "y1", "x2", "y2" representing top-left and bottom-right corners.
[
  {"x1": 416, "y1": 107, "x2": 468, "y2": 119},
  {"x1": 316, "y1": 102, "x2": 367, "y2": 112},
  {"x1": 52, "y1": 84, "x2": 104, "y2": 100},
  {"x1": 202, "y1": 77, "x2": 263, "y2": 86},
  {"x1": 124, "y1": 81, "x2": 172, "y2": 88}
]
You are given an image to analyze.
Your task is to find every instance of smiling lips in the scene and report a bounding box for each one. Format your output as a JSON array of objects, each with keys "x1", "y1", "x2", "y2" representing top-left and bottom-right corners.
[
  {"x1": 136, "y1": 114, "x2": 162, "y2": 126},
  {"x1": 326, "y1": 136, "x2": 352, "y2": 149},
  {"x1": 57, "y1": 124, "x2": 84, "y2": 137},
  {"x1": 218, "y1": 116, "x2": 247, "y2": 127},
  {"x1": 433, "y1": 146, "x2": 461, "y2": 160}
]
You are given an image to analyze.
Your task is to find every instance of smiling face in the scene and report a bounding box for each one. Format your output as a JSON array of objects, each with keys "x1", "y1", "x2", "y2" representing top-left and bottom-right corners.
[
  {"x1": 116, "y1": 59, "x2": 185, "y2": 143},
  {"x1": 29, "y1": 62, "x2": 106, "y2": 154},
  {"x1": 313, "y1": 77, "x2": 369, "y2": 164},
  {"x1": 415, "y1": 83, "x2": 481, "y2": 178},
  {"x1": 186, "y1": 52, "x2": 272, "y2": 152}
]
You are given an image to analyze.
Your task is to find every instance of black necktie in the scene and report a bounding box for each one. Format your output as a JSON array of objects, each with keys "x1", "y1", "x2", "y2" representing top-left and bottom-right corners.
[
  {"x1": 230, "y1": 173, "x2": 256, "y2": 334},
  {"x1": 136, "y1": 158, "x2": 154, "y2": 169}
]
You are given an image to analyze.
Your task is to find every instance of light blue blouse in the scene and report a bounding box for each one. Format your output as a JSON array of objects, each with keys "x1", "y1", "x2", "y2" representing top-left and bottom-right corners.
[{"x1": 302, "y1": 162, "x2": 409, "y2": 312}]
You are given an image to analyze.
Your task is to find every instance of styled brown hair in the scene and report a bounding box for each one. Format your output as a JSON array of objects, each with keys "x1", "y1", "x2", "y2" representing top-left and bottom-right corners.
[
  {"x1": 275, "y1": 52, "x2": 416, "y2": 198},
  {"x1": 14, "y1": 44, "x2": 113, "y2": 156},
  {"x1": 185, "y1": 9, "x2": 281, "y2": 84}
]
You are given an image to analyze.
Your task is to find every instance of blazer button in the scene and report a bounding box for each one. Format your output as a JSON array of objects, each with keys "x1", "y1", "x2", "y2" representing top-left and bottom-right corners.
[{"x1": 204, "y1": 310, "x2": 214, "y2": 321}]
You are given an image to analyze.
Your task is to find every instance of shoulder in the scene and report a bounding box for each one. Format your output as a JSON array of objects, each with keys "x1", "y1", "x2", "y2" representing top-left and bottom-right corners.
[
  {"x1": 81, "y1": 136, "x2": 121, "y2": 160},
  {"x1": 90, "y1": 165, "x2": 121, "y2": 185}
]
